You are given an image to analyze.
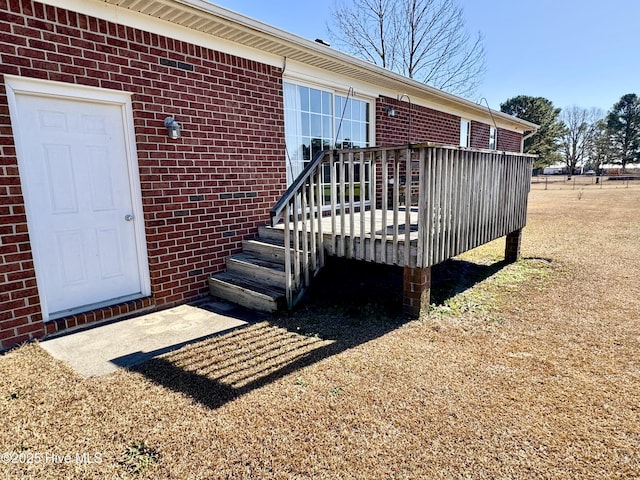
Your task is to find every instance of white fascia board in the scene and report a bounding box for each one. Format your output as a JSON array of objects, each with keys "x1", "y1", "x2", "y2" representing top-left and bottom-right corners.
[{"x1": 38, "y1": 0, "x2": 283, "y2": 68}]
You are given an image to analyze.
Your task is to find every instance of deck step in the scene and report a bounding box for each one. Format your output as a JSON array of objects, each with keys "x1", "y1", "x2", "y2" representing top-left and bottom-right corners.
[
  {"x1": 208, "y1": 272, "x2": 285, "y2": 313},
  {"x1": 257, "y1": 225, "x2": 286, "y2": 244},
  {"x1": 242, "y1": 239, "x2": 287, "y2": 264},
  {"x1": 208, "y1": 226, "x2": 313, "y2": 312},
  {"x1": 226, "y1": 253, "x2": 287, "y2": 289}
]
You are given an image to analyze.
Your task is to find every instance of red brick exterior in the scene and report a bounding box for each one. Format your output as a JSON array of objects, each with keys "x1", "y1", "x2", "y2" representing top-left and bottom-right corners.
[
  {"x1": 0, "y1": 0, "x2": 286, "y2": 349},
  {"x1": 497, "y1": 128, "x2": 522, "y2": 152},
  {"x1": 376, "y1": 96, "x2": 460, "y2": 146},
  {"x1": 377, "y1": 98, "x2": 523, "y2": 153},
  {"x1": 470, "y1": 120, "x2": 490, "y2": 149},
  {"x1": 470, "y1": 121, "x2": 524, "y2": 152}
]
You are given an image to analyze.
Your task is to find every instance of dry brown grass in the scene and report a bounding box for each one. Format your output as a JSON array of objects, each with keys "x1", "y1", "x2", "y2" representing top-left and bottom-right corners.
[{"x1": 1, "y1": 187, "x2": 640, "y2": 479}]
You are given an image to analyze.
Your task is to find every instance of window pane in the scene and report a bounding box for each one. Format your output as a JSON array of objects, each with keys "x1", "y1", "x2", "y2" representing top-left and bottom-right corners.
[
  {"x1": 310, "y1": 114, "x2": 322, "y2": 137},
  {"x1": 334, "y1": 119, "x2": 342, "y2": 146},
  {"x1": 356, "y1": 122, "x2": 366, "y2": 144},
  {"x1": 301, "y1": 138, "x2": 310, "y2": 161},
  {"x1": 310, "y1": 88, "x2": 322, "y2": 112},
  {"x1": 311, "y1": 138, "x2": 324, "y2": 158},
  {"x1": 334, "y1": 96, "x2": 343, "y2": 117},
  {"x1": 322, "y1": 91, "x2": 332, "y2": 115},
  {"x1": 352, "y1": 101, "x2": 361, "y2": 121},
  {"x1": 339, "y1": 121, "x2": 352, "y2": 148},
  {"x1": 322, "y1": 115, "x2": 331, "y2": 139},
  {"x1": 360, "y1": 102, "x2": 368, "y2": 123},
  {"x1": 286, "y1": 135, "x2": 300, "y2": 161},
  {"x1": 342, "y1": 119, "x2": 352, "y2": 140},
  {"x1": 301, "y1": 113, "x2": 310, "y2": 136},
  {"x1": 299, "y1": 86, "x2": 309, "y2": 112}
]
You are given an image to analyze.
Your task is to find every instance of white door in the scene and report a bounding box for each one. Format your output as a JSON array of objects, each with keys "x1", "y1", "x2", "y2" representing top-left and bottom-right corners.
[{"x1": 8, "y1": 79, "x2": 149, "y2": 320}]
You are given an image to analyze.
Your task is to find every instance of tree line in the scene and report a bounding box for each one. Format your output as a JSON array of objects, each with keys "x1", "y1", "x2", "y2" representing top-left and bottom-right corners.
[{"x1": 501, "y1": 95, "x2": 640, "y2": 176}]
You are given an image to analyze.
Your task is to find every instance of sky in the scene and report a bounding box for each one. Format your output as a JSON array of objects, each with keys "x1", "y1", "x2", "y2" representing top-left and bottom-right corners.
[{"x1": 211, "y1": 0, "x2": 639, "y2": 114}]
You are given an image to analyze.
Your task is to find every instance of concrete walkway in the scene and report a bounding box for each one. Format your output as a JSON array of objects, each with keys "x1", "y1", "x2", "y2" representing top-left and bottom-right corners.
[{"x1": 40, "y1": 301, "x2": 263, "y2": 377}]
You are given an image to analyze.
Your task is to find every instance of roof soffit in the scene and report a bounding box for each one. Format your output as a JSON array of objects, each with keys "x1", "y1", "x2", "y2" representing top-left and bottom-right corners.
[{"x1": 103, "y1": 0, "x2": 536, "y2": 132}]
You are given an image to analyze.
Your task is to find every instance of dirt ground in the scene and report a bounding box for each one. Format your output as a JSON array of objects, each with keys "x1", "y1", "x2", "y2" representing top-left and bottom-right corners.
[{"x1": 1, "y1": 187, "x2": 639, "y2": 479}]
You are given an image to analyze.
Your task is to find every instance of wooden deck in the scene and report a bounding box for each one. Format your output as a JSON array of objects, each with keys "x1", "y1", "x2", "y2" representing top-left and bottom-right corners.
[
  {"x1": 274, "y1": 208, "x2": 420, "y2": 266},
  {"x1": 270, "y1": 143, "x2": 536, "y2": 308}
]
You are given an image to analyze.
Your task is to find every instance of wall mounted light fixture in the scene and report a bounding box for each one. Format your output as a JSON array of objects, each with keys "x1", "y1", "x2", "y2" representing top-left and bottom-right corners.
[
  {"x1": 164, "y1": 116, "x2": 181, "y2": 139},
  {"x1": 384, "y1": 105, "x2": 397, "y2": 118}
]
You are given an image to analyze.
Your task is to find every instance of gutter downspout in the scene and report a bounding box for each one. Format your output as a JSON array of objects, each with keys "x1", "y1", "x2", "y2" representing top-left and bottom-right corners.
[{"x1": 521, "y1": 129, "x2": 538, "y2": 154}]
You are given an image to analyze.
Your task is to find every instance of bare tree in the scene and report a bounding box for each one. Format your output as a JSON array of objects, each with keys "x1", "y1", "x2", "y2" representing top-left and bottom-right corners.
[
  {"x1": 559, "y1": 106, "x2": 603, "y2": 179},
  {"x1": 328, "y1": 0, "x2": 486, "y2": 97}
]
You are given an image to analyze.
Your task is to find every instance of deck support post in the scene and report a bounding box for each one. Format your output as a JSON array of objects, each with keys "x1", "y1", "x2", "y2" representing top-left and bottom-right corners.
[
  {"x1": 505, "y1": 229, "x2": 523, "y2": 263},
  {"x1": 403, "y1": 266, "x2": 431, "y2": 316}
]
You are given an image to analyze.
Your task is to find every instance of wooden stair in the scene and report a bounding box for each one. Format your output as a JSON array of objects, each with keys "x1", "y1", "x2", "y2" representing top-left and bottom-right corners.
[{"x1": 208, "y1": 226, "x2": 294, "y2": 313}]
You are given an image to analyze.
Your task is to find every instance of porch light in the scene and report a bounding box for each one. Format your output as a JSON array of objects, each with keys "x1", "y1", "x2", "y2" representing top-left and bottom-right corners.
[
  {"x1": 384, "y1": 105, "x2": 396, "y2": 118},
  {"x1": 164, "y1": 116, "x2": 181, "y2": 139}
]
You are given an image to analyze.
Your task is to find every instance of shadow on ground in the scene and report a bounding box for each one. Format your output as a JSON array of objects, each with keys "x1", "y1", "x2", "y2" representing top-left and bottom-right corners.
[
  {"x1": 430, "y1": 258, "x2": 508, "y2": 305},
  {"x1": 129, "y1": 256, "x2": 505, "y2": 410}
]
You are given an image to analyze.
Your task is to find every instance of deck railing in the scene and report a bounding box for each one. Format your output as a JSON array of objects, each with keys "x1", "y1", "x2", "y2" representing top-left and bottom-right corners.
[{"x1": 270, "y1": 143, "x2": 535, "y2": 308}]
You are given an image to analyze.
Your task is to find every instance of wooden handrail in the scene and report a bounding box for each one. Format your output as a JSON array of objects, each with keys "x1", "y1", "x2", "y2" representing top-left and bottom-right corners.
[{"x1": 270, "y1": 149, "x2": 328, "y2": 227}]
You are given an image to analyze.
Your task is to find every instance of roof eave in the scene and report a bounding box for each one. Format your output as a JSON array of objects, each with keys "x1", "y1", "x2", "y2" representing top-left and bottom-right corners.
[{"x1": 104, "y1": 0, "x2": 539, "y2": 132}]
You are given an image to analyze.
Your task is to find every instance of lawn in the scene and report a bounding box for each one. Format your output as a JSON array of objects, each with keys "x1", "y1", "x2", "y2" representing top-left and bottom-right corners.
[{"x1": 1, "y1": 187, "x2": 639, "y2": 479}]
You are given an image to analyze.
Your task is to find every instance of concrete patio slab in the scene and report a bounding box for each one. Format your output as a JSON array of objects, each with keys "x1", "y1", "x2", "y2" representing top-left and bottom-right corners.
[{"x1": 40, "y1": 301, "x2": 260, "y2": 377}]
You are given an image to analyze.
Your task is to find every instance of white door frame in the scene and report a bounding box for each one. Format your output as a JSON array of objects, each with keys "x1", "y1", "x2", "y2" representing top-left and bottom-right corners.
[{"x1": 4, "y1": 74, "x2": 151, "y2": 321}]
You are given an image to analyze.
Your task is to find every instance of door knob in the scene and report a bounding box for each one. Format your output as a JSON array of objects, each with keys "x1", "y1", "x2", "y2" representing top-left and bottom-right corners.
[{"x1": 124, "y1": 214, "x2": 134, "y2": 221}]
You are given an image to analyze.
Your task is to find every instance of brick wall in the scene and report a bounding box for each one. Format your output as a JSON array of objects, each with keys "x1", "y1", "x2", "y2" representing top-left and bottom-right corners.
[
  {"x1": 0, "y1": 0, "x2": 286, "y2": 349},
  {"x1": 470, "y1": 121, "x2": 523, "y2": 153},
  {"x1": 376, "y1": 96, "x2": 460, "y2": 146},
  {"x1": 470, "y1": 120, "x2": 490, "y2": 149},
  {"x1": 376, "y1": 97, "x2": 522, "y2": 153},
  {"x1": 497, "y1": 128, "x2": 522, "y2": 152}
]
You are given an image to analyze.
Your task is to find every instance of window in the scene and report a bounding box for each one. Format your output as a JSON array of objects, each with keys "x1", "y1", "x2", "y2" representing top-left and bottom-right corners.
[
  {"x1": 283, "y1": 82, "x2": 371, "y2": 202},
  {"x1": 283, "y1": 83, "x2": 333, "y2": 182},
  {"x1": 489, "y1": 126, "x2": 497, "y2": 150},
  {"x1": 460, "y1": 119, "x2": 470, "y2": 147},
  {"x1": 283, "y1": 82, "x2": 370, "y2": 179},
  {"x1": 334, "y1": 94, "x2": 369, "y2": 150}
]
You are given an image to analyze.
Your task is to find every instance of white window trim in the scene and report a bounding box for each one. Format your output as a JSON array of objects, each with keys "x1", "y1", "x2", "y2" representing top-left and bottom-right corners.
[
  {"x1": 460, "y1": 119, "x2": 471, "y2": 148},
  {"x1": 489, "y1": 126, "x2": 497, "y2": 150}
]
